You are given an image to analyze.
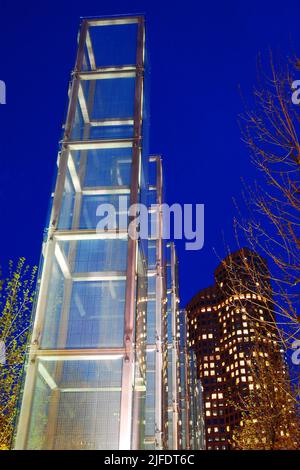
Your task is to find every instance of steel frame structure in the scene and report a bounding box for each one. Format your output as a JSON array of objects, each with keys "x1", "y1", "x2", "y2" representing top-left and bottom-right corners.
[
  {"x1": 13, "y1": 15, "x2": 202, "y2": 450},
  {"x1": 144, "y1": 155, "x2": 165, "y2": 449},
  {"x1": 14, "y1": 15, "x2": 146, "y2": 450},
  {"x1": 166, "y1": 242, "x2": 180, "y2": 449}
]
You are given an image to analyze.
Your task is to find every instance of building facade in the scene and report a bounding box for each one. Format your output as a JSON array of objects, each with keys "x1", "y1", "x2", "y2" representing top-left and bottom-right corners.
[
  {"x1": 13, "y1": 15, "x2": 202, "y2": 450},
  {"x1": 186, "y1": 248, "x2": 282, "y2": 450}
]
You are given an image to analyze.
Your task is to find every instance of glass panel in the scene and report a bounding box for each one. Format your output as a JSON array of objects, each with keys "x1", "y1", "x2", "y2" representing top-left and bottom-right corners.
[
  {"x1": 67, "y1": 281, "x2": 125, "y2": 347},
  {"x1": 70, "y1": 77, "x2": 136, "y2": 141},
  {"x1": 26, "y1": 358, "x2": 122, "y2": 449},
  {"x1": 88, "y1": 23, "x2": 138, "y2": 68},
  {"x1": 148, "y1": 190, "x2": 157, "y2": 206},
  {"x1": 148, "y1": 160, "x2": 157, "y2": 187},
  {"x1": 58, "y1": 171, "x2": 75, "y2": 230},
  {"x1": 167, "y1": 294, "x2": 173, "y2": 341},
  {"x1": 147, "y1": 240, "x2": 156, "y2": 270},
  {"x1": 79, "y1": 77, "x2": 135, "y2": 121},
  {"x1": 147, "y1": 275, "x2": 156, "y2": 298},
  {"x1": 40, "y1": 239, "x2": 128, "y2": 349},
  {"x1": 41, "y1": 279, "x2": 126, "y2": 349},
  {"x1": 167, "y1": 346, "x2": 174, "y2": 451},
  {"x1": 70, "y1": 103, "x2": 85, "y2": 141},
  {"x1": 40, "y1": 259, "x2": 65, "y2": 349},
  {"x1": 80, "y1": 194, "x2": 129, "y2": 230},
  {"x1": 58, "y1": 238, "x2": 128, "y2": 273},
  {"x1": 134, "y1": 246, "x2": 147, "y2": 376},
  {"x1": 168, "y1": 411, "x2": 173, "y2": 449},
  {"x1": 148, "y1": 207, "x2": 158, "y2": 240},
  {"x1": 82, "y1": 147, "x2": 132, "y2": 188},
  {"x1": 88, "y1": 124, "x2": 134, "y2": 140},
  {"x1": 89, "y1": 78, "x2": 136, "y2": 120},
  {"x1": 145, "y1": 350, "x2": 155, "y2": 437},
  {"x1": 146, "y1": 300, "x2": 156, "y2": 344}
]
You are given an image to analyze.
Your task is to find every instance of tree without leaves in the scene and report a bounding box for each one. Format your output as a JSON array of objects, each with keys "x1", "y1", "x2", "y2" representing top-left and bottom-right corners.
[
  {"x1": 0, "y1": 258, "x2": 37, "y2": 450},
  {"x1": 231, "y1": 339, "x2": 300, "y2": 450},
  {"x1": 232, "y1": 52, "x2": 300, "y2": 352},
  {"x1": 220, "y1": 52, "x2": 300, "y2": 449}
]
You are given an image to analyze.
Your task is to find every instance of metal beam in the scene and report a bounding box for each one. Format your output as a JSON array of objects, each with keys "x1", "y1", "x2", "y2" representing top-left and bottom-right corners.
[
  {"x1": 82, "y1": 186, "x2": 130, "y2": 195},
  {"x1": 72, "y1": 272, "x2": 127, "y2": 282},
  {"x1": 66, "y1": 140, "x2": 133, "y2": 150},
  {"x1": 67, "y1": 152, "x2": 82, "y2": 192},
  {"x1": 85, "y1": 29, "x2": 96, "y2": 70},
  {"x1": 90, "y1": 119, "x2": 134, "y2": 126},
  {"x1": 54, "y1": 243, "x2": 72, "y2": 280},
  {"x1": 119, "y1": 16, "x2": 145, "y2": 451},
  {"x1": 54, "y1": 229, "x2": 128, "y2": 241},
  {"x1": 60, "y1": 387, "x2": 122, "y2": 392},
  {"x1": 38, "y1": 362, "x2": 58, "y2": 390},
  {"x1": 37, "y1": 348, "x2": 124, "y2": 358},
  {"x1": 86, "y1": 17, "x2": 140, "y2": 27},
  {"x1": 79, "y1": 71, "x2": 136, "y2": 80},
  {"x1": 78, "y1": 82, "x2": 90, "y2": 123}
]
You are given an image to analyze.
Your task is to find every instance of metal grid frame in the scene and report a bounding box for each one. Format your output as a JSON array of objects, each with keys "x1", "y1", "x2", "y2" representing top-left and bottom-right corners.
[{"x1": 14, "y1": 15, "x2": 145, "y2": 450}]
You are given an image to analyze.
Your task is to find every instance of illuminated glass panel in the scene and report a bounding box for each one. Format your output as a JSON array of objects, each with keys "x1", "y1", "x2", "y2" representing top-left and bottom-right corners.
[
  {"x1": 26, "y1": 358, "x2": 122, "y2": 449},
  {"x1": 87, "y1": 23, "x2": 138, "y2": 68}
]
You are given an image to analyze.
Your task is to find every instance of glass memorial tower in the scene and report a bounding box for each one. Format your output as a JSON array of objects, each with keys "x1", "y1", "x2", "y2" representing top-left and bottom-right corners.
[{"x1": 13, "y1": 15, "x2": 203, "y2": 450}]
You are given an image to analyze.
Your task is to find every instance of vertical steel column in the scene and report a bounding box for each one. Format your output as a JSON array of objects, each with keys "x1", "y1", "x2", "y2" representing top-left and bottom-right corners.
[
  {"x1": 155, "y1": 156, "x2": 163, "y2": 449},
  {"x1": 170, "y1": 243, "x2": 179, "y2": 449},
  {"x1": 119, "y1": 17, "x2": 145, "y2": 450},
  {"x1": 183, "y1": 310, "x2": 191, "y2": 449},
  {"x1": 161, "y1": 261, "x2": 168, "y2": 449}
]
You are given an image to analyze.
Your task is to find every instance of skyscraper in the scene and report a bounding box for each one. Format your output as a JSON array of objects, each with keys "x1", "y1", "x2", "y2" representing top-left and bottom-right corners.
[
  {"x1": 13, "y1": 15, "x2": 202, "y2": 451},
  {"x1": 186, "y1": 248, "x2": 283, "y2": 450}
]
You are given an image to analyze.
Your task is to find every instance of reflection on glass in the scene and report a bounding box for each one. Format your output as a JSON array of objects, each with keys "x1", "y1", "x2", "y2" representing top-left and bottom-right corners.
[{"x1": 26, "y1": 359, "x2": 122, "y2": 449}]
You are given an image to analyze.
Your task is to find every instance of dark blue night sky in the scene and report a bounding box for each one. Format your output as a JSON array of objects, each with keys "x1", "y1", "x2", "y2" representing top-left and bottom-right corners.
[{"x1": 0, "y1": 0, "x2": 299, "y2": 306}]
